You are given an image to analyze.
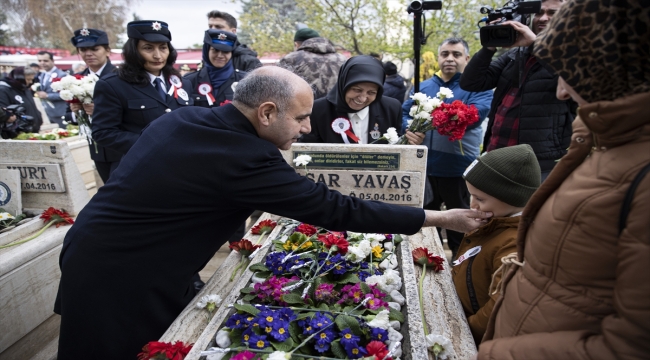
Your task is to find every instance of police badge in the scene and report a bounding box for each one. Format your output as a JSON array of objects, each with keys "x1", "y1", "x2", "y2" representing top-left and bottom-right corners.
[{"x1": 369, "y1": 123, "x2": 381, "y2": 140}]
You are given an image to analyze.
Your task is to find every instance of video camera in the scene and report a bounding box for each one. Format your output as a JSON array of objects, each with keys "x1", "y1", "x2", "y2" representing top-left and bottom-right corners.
[
  {"x1": 4, "y1": 104, "x2": 35, "y2": 133},
  {"x1": 478, "y1": 0, "x2": 541, "y2": 48}
]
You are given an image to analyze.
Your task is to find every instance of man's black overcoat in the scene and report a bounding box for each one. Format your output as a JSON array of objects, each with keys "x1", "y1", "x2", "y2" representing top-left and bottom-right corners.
[{"x1": 55, "y1": 104, "x2": 424, "y2": 359}]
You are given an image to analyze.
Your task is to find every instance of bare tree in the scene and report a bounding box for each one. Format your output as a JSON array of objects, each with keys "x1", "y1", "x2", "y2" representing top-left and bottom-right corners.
[{"x1": 1, "y1": 0, "x2": 139, "y2": 50}]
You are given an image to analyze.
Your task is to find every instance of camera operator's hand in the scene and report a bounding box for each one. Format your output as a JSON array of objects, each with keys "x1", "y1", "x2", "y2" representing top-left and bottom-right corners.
[
  {"x1": 37, "y1": 91, "x2": 48, "y2": 99},
  {"x1": 405, "y1": 130, "x2": 426, "y2": 145},
  {"x1": 70, "y1": 103, "x2": 82, "y2": 112},
  {"x1": 82, "y1": 103, "x2": 94, "y2": 116},
  {"x1": 502, "y1": 20, "x2": 536, "y2": 48}
]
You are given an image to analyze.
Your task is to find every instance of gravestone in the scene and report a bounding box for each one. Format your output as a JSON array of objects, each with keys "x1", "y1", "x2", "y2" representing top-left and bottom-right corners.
[
  {"x1": 281, "y1": 143, "x2": 429, "y2": 208},
  {"x1": 0, "y1": 169, "x2": 22, "y2": 217},
  {"x1": 0, "y1": 140, "x2": 90, "y2": 216}
]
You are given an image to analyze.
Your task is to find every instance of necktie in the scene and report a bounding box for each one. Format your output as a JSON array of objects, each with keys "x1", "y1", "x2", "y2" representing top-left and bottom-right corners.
[{"x1": 154, "y1": 78, "x2": 167, "y2": 102}]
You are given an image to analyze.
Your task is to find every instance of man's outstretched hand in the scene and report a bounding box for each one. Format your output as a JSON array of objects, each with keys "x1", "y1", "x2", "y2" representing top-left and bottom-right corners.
[{"x1": 424, "y1": 208, "x2": 492, "y2": 234}]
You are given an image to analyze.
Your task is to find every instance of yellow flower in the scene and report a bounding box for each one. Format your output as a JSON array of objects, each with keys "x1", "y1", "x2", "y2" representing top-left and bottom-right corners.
[
  {"x1": 282, "y1": 241, "x2": 294, "y2": 251},
  {"x1": 371, "y1": 245, "x2": 383, "y2": 258}
]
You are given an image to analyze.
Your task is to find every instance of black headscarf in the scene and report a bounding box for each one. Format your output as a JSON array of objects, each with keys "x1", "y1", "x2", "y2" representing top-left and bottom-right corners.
[
  {"x1": 4, "y1": 67, "x2": 28, "y2": 91},
  {"x1": 326, "y1": 55, "x2": 385, "y2": 113}
]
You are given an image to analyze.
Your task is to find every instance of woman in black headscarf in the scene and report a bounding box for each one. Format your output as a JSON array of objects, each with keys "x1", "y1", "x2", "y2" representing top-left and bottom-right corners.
[
  {"x1": 301, "y1": 55, "x2": 402, "y2": 144},
  {"x1": 0, "y1": 66, "x2": 43, "y2": 138}
]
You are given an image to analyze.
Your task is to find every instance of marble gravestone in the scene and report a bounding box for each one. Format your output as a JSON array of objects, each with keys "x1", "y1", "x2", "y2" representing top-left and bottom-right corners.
[
  {"x1": 0, "y1": 169, "x2": 22, "y2": 217},
  {"x1": 0, "y1": 140, "x2": 90, "y2": 216},
  {"x1": 281, "y1": 143, "x2": 429, "y2": 208}
]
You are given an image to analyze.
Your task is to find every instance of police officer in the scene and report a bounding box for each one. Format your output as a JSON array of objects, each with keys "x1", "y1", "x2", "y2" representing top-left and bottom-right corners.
[
  {"x1": 184, "y1": 29, "x2": 247, "y2": 108},
  {"x1": 68, "y1": 28, "x2": 120, "y2": 183},
  {"x1": 91, "y1": 20, "x2": 193, "y2": 179}
]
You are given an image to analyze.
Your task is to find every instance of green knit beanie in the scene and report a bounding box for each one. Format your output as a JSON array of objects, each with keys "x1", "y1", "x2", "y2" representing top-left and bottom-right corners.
[
  {"x1": 294, "y1": 28, "x2": 320, "y2": 42},
  {"x1": 463, "y1": 144, "x2": 541, "y2": 207}
]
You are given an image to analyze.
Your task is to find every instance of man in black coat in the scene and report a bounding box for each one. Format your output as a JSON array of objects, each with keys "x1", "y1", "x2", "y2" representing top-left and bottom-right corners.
[
  {"x1": 460, "y1": 0, "x2": 574, "y2": 181},
  {"x1": 55, "y1": 66, "x2": 491, "y2": 359}
]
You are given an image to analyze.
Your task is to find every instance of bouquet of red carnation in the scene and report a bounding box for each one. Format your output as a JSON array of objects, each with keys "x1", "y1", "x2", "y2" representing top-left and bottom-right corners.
[
  {"x1": 138, "y1": 341, "x2": 192, "y2": 360},
  {"x1": 432, "y1": 100, "x2": 479, "y2": 154}
]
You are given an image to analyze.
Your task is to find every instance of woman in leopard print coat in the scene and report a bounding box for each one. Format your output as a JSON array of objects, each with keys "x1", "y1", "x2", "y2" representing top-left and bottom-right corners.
[{"x1": 476, "y1": 0, "x2": 650, "y2": 358}]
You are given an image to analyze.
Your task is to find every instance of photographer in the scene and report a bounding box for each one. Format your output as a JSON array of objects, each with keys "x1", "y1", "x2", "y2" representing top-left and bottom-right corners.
[
  {"x1": 460, "y1": 0, "x2": 574, "y2": 181},
  {"x1": 0, "y1": 66, "x2": 42, "y2": 139}
]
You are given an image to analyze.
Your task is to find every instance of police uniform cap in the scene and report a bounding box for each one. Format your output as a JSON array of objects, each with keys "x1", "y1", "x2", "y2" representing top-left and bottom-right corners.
[
  {"x1": 204, "y1": 30, "x2": 237, "y2": 52},
  {"x1": 127, "y1": 20, "x2": 172, "y2": 42},
  {"x1": 71, "y1": 28, "x2": 109, "y2": 48}
]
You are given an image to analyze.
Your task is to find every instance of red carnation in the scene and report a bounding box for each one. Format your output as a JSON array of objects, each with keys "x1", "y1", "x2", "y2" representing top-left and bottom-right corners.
[
  {"x1": 432, "y1": 100, "x2": 479, "y2": 142},
  {"x1": 229, "y1": 239, "x2": 261, "y2": 256},
  {"x1": 137, "y1": 340, "x2": 192, "y2": 360},
  {"x1": 366, "y1": 340, "x2": 392, "y2": 360},
  {"x1": 251, "y1": 219, "x2": 277, "y2": 235},
  {"x1": 318, "y1": 232, "x2": 349, "y2": 254},
  {"x1": 40, "y1": 207, "x2": 74, "y2": 227},
  {"x1": 294, "y1": 223, "x2": 318, "y2": 236}
]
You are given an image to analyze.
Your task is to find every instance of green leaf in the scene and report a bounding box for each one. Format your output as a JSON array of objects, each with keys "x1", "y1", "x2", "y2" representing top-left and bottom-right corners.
[
  {"x1": 288, "y1": 232, "x2": 308, "y2": 244},
  {"x1": 289, "y1": 321, "x2": 302, "y2": 343},
  {"x1": 249, "y1": 263, "x2": 269, "y2": 272},
  {"x1": 335, "y1": 314, "x2": 362, "y2": 335},
  {"x1": 242, "y1": 294, "x2": 257, "y2": 302},
  {"x1": 282, "y1": 293, "x2": 305, "y2": 305},
  {"x1": 393, "y1": 234, "x2": 403, "y2": 244},
  {"x1": 317, "y1": 303, "x2": 329, "y2": 311},
  {"x1": 255, "y1": 271, "x2": 272, "y2": 279},
  {"x1": 388, "y1": 308, "x2": 405, "y2": 322},
  {"x1": 360, "y1": 282, "x2": 371, "y2": 294},
  {"x1": 228, "y1": 328, "x2": 243, "y2": 343},
  {"x1": 271, "y1": 338, "x2": 294, "y2": 351},
  {"x1": 330, "y1": 339, "x2": 347, "y2": 359},
  {"x1": 234, "y1": 303, "x2": 260, "y2": 316},
  {"x1": 335, "y1": 273, "x2": 361, "y2": 284},
  {"x1": 296, "y1": 311, "x2": 316, "y2": 321},
  {"x1": 240, "y1": 287, "x2": 255, "y2": 294}
]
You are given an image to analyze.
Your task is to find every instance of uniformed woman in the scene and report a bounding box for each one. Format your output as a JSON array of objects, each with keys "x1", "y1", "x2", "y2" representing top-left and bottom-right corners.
[
  {"x1": 301, "y1": 55, "x2": 402, "y2": 144},
  {"x1": 91, "y1": 20, "x2": 193, "y2": 179},
  {"x1": 185, "y1": 29, "x2": 246, "y2": 108},
  {"x1": 68, "y1": 28, "x2": 120, "y2": 183}
]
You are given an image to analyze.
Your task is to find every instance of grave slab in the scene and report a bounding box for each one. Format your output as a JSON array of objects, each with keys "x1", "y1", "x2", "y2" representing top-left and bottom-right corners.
[
  {"x1": 0, "y1": 140, "x2": 90, "y2": 215},
  {"x1": 0, "y1": 169, "x2": 22, "y2": 217},
  {"x1": 282, "y1": 143, "x2": 428, "y2": 208}
]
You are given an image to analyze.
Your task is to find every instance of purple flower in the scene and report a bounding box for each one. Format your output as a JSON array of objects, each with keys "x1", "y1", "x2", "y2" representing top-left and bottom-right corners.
[
  {"x1": 344, "y1": 342, "x2": 368, "y2": 358},
  {"x1": 314, "y1": 283, "x2": 339, "y2": 305},
  {"x1": 339, "y1": 328, "x2": 360, "y2": 347},
  {"x1": 370, "y1": 327, "x2": 389, "y2": 342},
  {"x1": 248, "y1": 333, "x2": 269, "y2": 349}
]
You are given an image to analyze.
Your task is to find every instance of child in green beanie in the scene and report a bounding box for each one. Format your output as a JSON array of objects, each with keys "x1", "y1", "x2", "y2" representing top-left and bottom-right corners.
[{"x1": 451, "y1": 144, "x2": 541, "y2": 345}]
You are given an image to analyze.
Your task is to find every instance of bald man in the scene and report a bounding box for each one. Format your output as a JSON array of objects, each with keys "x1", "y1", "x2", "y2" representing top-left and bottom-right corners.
[{"x1": 55, "y1": 67, "x2": 491, "y2": 360}]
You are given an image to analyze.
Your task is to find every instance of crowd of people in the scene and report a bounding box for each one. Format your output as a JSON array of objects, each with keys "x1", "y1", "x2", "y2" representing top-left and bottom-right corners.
[{"x1": 0, "y1": 1, "x2": 647, "y2": 359}]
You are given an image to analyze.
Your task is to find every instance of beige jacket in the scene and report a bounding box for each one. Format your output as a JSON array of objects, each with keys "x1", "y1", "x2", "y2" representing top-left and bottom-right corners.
[{"x1": 479, "y1": 92, "x2": 650, "y2": 359}]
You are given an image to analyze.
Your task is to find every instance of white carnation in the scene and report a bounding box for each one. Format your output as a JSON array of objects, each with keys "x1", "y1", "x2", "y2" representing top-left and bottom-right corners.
[
  {"x1": 293, "y1": 154, "x2": 312, "y2": 167},
  {"x1": 81, "y1": 74, "x2": 99, "y2": 83},
  {"x1": 50, "y1": 81, "x2": 64, "y2": 92},
  {"x1": 436, "y1": 87, "x2": 454, "y2": 99},
  {"x1": 83, "y1": 97, "x2": 93, "y2": 104},
  {"x1": 364, "y1": 274, "x2": 385, "y2": 289},
  {"x1": 426, "y1": 334, "x2": 455, "y2": 359},
  {"x1": 357, "y1": 239, "x2": 372, "y2": 257},
  {"x1": 428, "y1": 97, "x2": 443, "y2": 108},
  {"x1": 70, "y1": 85, "x2": 86, "y2": 98},
  {"x1": 345, "y1": 245, "x2": 367, "y2": 263},
  {"x1": 381, "y1": 268, "x2": 402, "y2": 293},
  {"x1": 365, "y1": 234, "x2": 385, "y2": 247},
  {"x1": 406, "y1": 119, "x2": 413, "y2": 127},
  {"x1": 82, "y1": 83, "x2": 95, "y2": 97},
  {"x1": 408, "y1": 105, "x2": 418, "y2": 117},
  {"x1": 383, "y1": 127, "x2": 399, "y2": 144},
  {"x1": 415, "y1": 111, "x2": 432, "y2": 121},
  {"x1": 410, "y1": 92, "x2": 429, "y2": 103},
  {"x1": 59, "y1": 89, "x2": 74, "y2": 101},
  {"x1": 367, "y1": 309, "x2": 391, "y2": 330}
]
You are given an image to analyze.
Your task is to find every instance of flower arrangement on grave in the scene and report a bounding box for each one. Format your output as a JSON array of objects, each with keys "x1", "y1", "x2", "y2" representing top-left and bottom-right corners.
[
  {"x1": 13, "y1": 125, "x2": 80, "y2": 140},
  {"x1": 400, "y1": 88, "x2": 479, "y2": 154},
  {"x1": 412, "y1": 247, "x2": 453, "y2": 360},
  {"x1": 138, "y1": 340, "x2": 193, "y2": 360},
  {"x1": 200, "y1": 223, "x2": 407, "y2": 360},
  {"x1": 0, "y1": 207, "x2": 74, "y2": 249},
  {"x1": 50, "y1": 73, "x2": 99, "y2": 152}
]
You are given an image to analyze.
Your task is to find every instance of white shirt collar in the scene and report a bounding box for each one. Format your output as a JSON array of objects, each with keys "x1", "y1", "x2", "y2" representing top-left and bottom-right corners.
[
  {"x1": 348, "y1": 106, "x2": 370, "y2": 144},
  {"x1": 90, "y1": 62, "x2": 108, "y2": 77},
  {"x1": 147, "y1": 72, "x2": 166, "y2": 91}
]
